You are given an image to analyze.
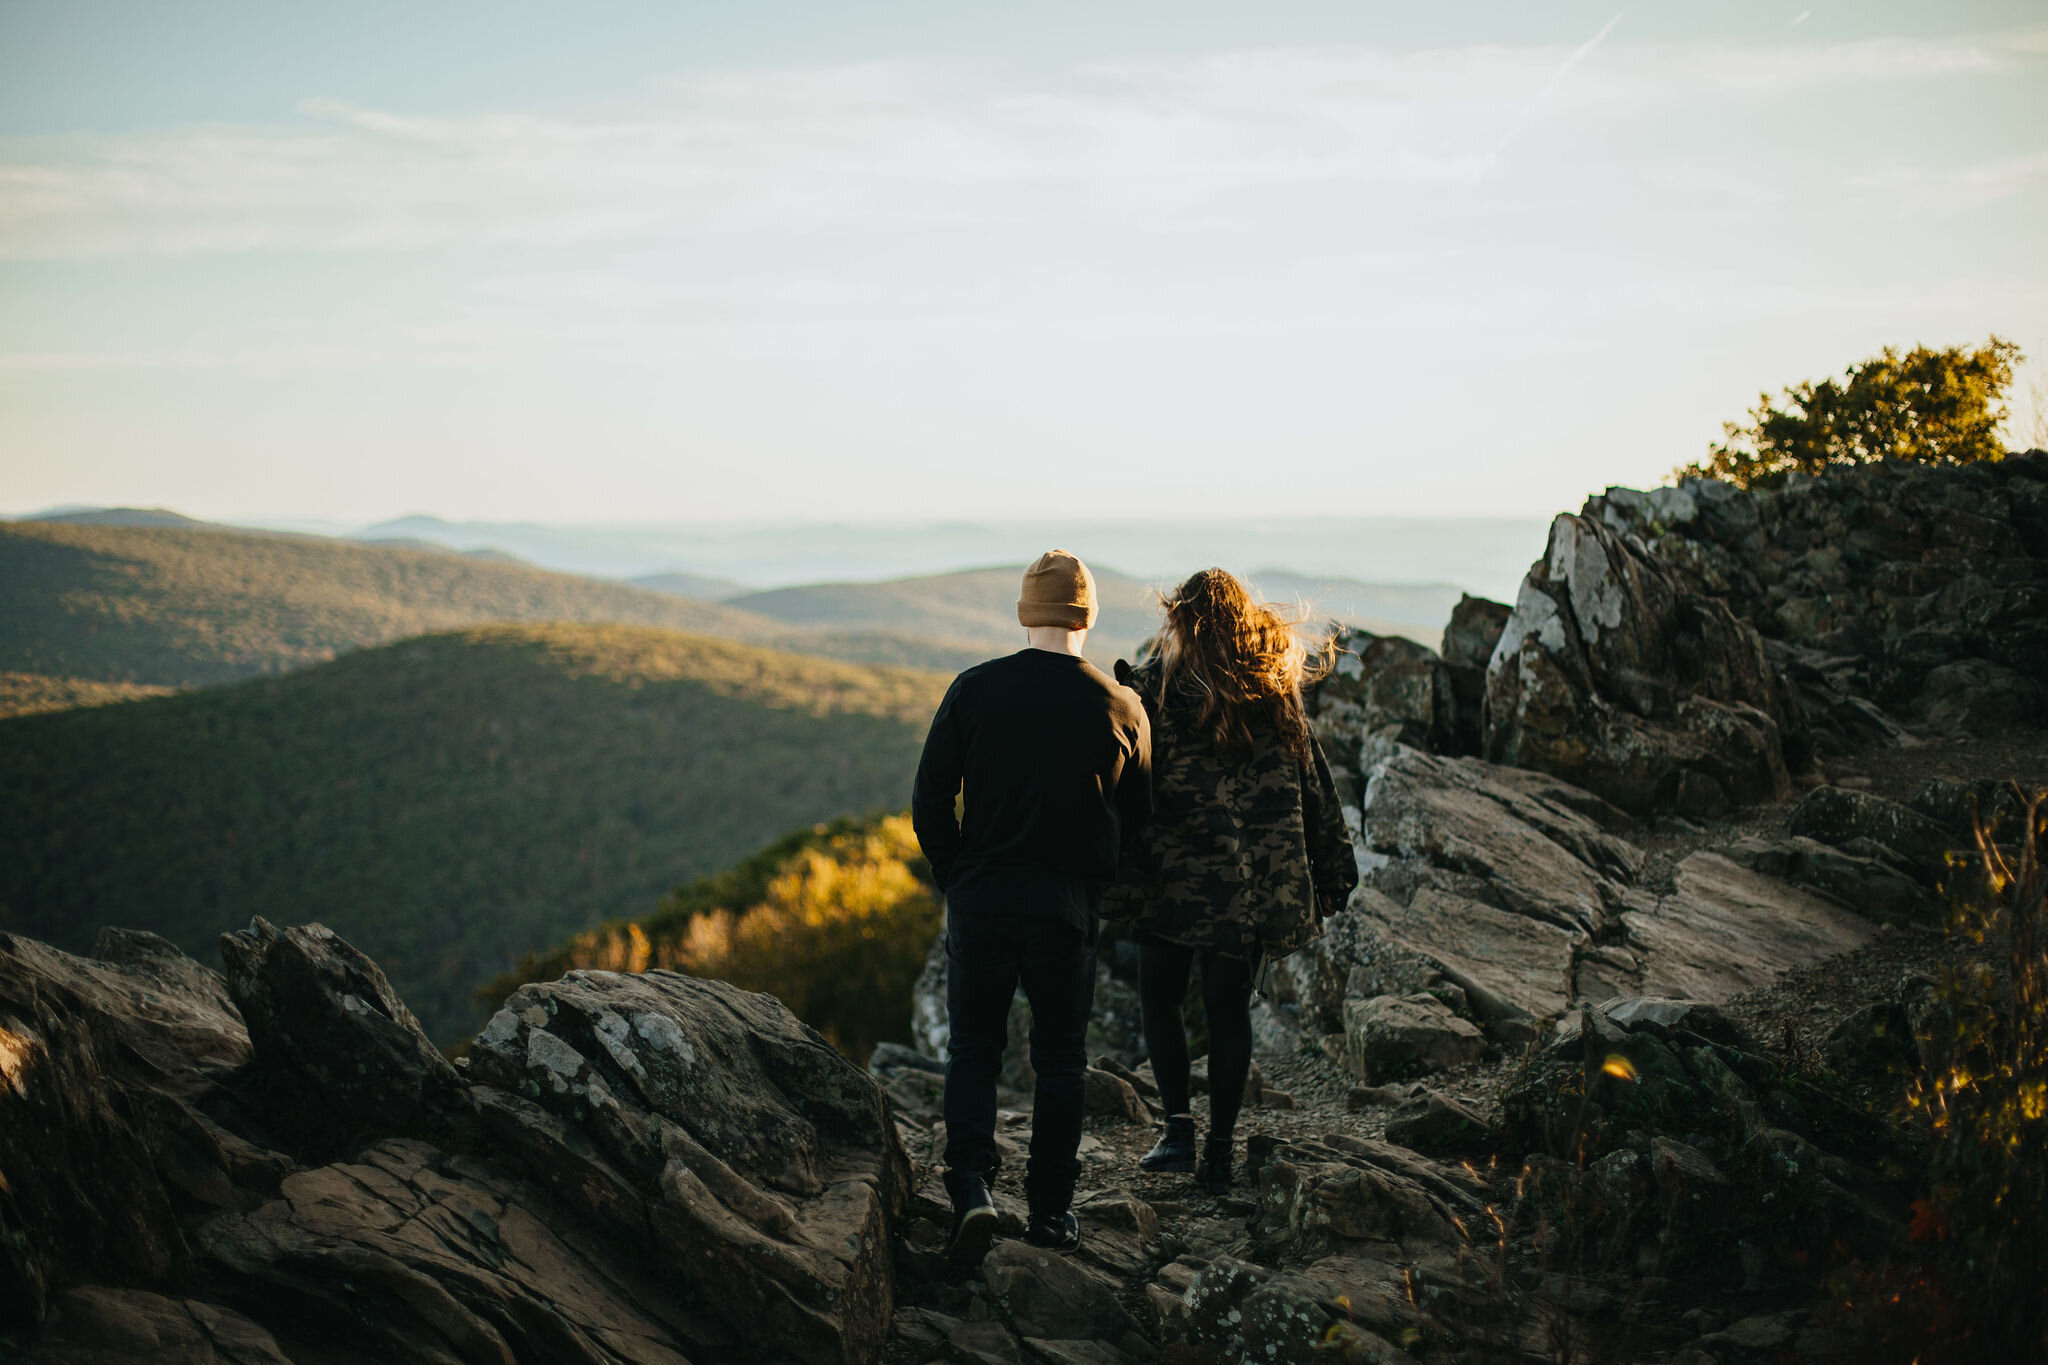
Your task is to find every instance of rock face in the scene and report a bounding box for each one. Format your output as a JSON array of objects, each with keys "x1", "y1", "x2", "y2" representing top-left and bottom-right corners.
[
  {"x1": 2, "y1": 920, "x2": 907, "y2": 1364},
  {"x1": 1470, "y1": 456, "x2": 2048, "y2": 815},
  {"x1": 1311, "y1": 628, "x2": 1461, "y2": 763},
  {"x1": 1255, "y1": 747, "x2": 1884, "y2": 1062},
  {"x1": 468, "y1": 968, "x2": 907, "y2": 1362},
  {"x1": 1485, "y1": 507, "x2": 1795, "y2": 818}
]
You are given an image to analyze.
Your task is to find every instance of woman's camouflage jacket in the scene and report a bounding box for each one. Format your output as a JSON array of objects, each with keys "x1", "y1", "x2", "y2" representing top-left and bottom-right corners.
[{"x1": 1100, "y1": 658, "x2": 1358, "y2": 957}]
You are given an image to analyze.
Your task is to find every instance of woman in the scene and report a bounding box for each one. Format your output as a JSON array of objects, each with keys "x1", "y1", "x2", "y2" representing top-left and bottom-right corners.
[{"x1": 1105, "y1": 569, "x2": 1358, "y2": 1194}]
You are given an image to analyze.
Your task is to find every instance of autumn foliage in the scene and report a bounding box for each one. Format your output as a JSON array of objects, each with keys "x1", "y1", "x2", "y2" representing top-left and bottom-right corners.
[{"x1": 480, "y1": 813, "x2": 942, "y2": 1060}]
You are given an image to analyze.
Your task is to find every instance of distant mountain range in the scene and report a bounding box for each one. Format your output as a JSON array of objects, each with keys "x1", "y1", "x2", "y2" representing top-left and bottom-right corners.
[
  {"x1": 719, "y1": 564, "x2": 1458, "y2": 659},
  {"x1": 0, "y1": 518, "x2": 981, "y2": 707},
  {"x1": 0, "y1": 623, "x2": 946, "y2": 1041},
  {"x1": 337, "y1": 512, "x2": 1546, "y2": 602}
]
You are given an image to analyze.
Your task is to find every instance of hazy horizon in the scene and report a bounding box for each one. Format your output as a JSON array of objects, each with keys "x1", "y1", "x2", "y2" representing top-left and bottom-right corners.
[{"x1": 2, "y1": 501, "x2": 1555, "y2": 600}]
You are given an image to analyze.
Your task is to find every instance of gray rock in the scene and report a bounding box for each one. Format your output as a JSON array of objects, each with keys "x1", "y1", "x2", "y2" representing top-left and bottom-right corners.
[
  {"x1": 466, "y1": 968, "x2": 906, "y2": 1363},
  {"x1": 1600, "y1": 996, "x2": 1744, "y2": 1046},
  {"x1": 17, "y1": 1287, "x2": 291, "y2": 1365},
  {"x1": 1916, "y1": 658, "x2": 2045, "y2": 735},
  {"x1": 1315, "y1": 627, "x2": 1461, "y2": 763},
  {"x1": 1361, "y1": 751, "x2": 1641, "y2": 934},
  {"x1": 8, "y1": 926, "x2": 851, "y2": 1365},
  {"x1": 1340, "y1": 994, "x2": 1484, "y2": 1082},
  {"x1": 947, "y1": 1319, "x2": 1025, "y2": 1365},
  {"x1": 1619, "y1": 853, "x2": 1878, "y2": 1001},
  {"x1": 1083, "y1": 1067, "x2": 1149, "y2": 1124},
  {"x1": 1441, "y1": 595, "x2": 1513, "y2": 757},
  {"x1": 1909, "y1": 776, "x2": 2029, "y2": 839},
  {"x1": 218, "y1": 917, "x2": 467, "y2": 1158},
  {"x1": 980, "y1": 1240, "x2": 1144, "y2": 1346},
  {"x1": 1484, "y1": 512, "x2": 1793, "y2": 817},
  {"x1": 196, "y1": 1136, "x2": 715, "y2": 1364},
  {"x1": 1788, "y1": 785, "x2": 1955, "y2": 875},
  {"x1": 0, "y1": 931, "x2": 256, "y2": 1324},
  {"x1": 1442, "y1": 593, "x2": 1512, "y2": 672},
  {"x1": 1383, "y1": 1092, "x2": 1496, "y2": 1156},
  {"x1": 1250, "y1": 1141, "x2": 1464, "y2": 1256},
  {"x1": 1368, "y1": 887, "x2": 1576, "y2": 1031},
  {"x1": 1717, "y1": 834, "x2": 1940, "y2": 926}
]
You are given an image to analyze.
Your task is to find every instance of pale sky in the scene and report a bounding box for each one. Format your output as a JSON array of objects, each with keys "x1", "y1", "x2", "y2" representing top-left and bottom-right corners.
[{"x1": 2, "y1": 1, "x2": 2044, "y2": 525}]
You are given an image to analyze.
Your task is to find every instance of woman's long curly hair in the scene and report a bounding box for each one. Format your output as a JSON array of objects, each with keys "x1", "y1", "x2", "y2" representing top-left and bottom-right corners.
[{"x1": 1154, "y1": 568, "x2": 1333, "y2": 764}]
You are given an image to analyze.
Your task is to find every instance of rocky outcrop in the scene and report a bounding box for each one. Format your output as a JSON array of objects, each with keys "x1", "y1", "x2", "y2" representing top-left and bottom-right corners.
[
  {"x1": 1310, "y1": 628, "x2": 1461, "y2": 773},
  {"x1": 1440, "y1": 593, "x2": 1511, "y2": 755},
  {"x1": 1485, "y1": 506, "x2": 1795, "y2": 818},
  {"x1": 2, "y1": 920, "x2": 907, "y2": 1364},
  {"x1": 1466, "y1": 456, "x2": 2048, "y2": 816},
  {"x1": 1251, "y1": 746, "x2": 1888, "y2": 1066}
]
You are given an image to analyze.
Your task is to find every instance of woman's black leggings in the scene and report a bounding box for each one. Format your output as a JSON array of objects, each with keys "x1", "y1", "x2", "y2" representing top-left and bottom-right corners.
[{"x1": 1138, "y1": 941, "x2": 1257, "y2": 1143}]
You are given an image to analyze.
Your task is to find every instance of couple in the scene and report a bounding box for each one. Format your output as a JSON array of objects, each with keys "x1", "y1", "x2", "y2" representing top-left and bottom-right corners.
[{"x1": 909, "y1": 549, "x2": 1357, "y2": 1264}]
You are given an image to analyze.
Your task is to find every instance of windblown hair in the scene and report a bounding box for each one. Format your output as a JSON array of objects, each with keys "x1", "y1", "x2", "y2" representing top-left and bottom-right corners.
[{"x1": 1155, "y1": 568, "x2": 1333, "y2": 763}]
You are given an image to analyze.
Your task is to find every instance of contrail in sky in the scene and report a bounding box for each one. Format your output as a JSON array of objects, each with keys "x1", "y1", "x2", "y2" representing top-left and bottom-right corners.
[{"x1": 1486, "y1": 10, "x2": 1625, "y2": 166}]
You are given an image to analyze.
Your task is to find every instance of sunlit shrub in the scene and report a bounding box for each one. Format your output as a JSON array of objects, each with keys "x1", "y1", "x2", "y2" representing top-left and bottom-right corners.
[{"x1": 1827, "y1": 784, "x2": 2048, "y2": 1360}]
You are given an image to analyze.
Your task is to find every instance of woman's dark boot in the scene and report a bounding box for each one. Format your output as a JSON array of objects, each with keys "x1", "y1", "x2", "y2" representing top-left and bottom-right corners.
[
  {"x1": 1139, "y1": 1115, "x2": 1197, "y2": 1173},
  {"x1": 1192, "y1": 1138, "x2": 1233, "y2": 1196}
]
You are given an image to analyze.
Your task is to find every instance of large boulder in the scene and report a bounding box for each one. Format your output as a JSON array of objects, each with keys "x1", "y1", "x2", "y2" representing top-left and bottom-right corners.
[
  {"x1": 1787, "y1": 785, "x2": 1956, "y2": 877},
  {"x1": 1360, "y1": 751, "x2": 1639, "y2": 935},
  {"x1": 1440, "y1": 594, "x2": 1512, "y2": 755},
  {"x1": 4, "y1": 924, "x2": 909, "y2": 1365},
  {"x1": 217, "y1": 918, "x2": 467, "y2": 1157},
  {"x1": 1484, "y1": 511, "x2": 1794, "y2": 817},
  {"x1": 468, "y1": 969, "x2": 907, "y2": 1363},
  {"x1": 1311, "y1": 627, "x2": 1461, "y2": 781},
  {"x1": 1341, "y1": 994, "x2": 1484, "y2": 1081},
  {"x1": 1611, "y1": 852, "x2": 1879, "y2": 1001},
  {"x1": 0, "y1": 930, "x2": 256, "y2": 1328}
]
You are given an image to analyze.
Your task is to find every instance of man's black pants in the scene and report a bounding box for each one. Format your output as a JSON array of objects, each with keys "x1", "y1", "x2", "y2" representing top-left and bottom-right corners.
[{"x1": 941, "y1": 910, "x2": 1095, "y2": 1214}]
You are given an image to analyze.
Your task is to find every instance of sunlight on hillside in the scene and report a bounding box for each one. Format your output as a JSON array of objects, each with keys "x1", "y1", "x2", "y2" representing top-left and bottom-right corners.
[{"x1": 481, "y1": 814, "x2": 941, "y2": 1060}]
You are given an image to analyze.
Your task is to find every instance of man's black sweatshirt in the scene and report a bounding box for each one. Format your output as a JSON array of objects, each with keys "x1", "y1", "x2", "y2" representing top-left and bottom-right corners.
[{"x1": 911, "y1": 648, "x2": 1152, "y2": 934}]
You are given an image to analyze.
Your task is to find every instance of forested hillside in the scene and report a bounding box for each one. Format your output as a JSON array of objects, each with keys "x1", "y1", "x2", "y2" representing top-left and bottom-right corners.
[
  {"x1": 0, "y1": 623, "x2": 948, "y2": 1041},
  {"x1": 0, "y1": 520, "x2": 980, "y2": 693}
]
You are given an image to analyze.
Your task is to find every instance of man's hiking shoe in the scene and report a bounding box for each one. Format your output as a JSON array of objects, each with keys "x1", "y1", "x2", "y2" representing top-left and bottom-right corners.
[
  {"x1": 1139, "y1": 1115, "x2": 1197, "y2": 1173},
  {"x1": 1024, "y1": 1211, "x2": 1080, "y2": 1253},
  {"x1": 943, "y1": 1169, "x2": 997, "y2": 1265},
  {"x1": 1193, "y1": 1138, "x2": 1233, "y2": 1196}
]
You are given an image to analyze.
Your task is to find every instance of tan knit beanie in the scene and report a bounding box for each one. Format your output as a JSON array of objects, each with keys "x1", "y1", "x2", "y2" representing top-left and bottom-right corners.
[{"x1": 1017, "y1": 549, "x2": 1098, "y2": 630}]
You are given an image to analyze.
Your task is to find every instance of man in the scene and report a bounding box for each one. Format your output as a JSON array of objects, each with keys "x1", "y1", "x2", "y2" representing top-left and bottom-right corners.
[{"x1": 910, "y1": 549, "x2": 1152, "y2": 1262}]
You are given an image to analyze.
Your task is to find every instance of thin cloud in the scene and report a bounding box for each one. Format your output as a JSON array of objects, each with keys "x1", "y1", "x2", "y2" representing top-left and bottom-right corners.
[{"x1": 0, "y1": 27, "x2": 2040, "y2": 260}]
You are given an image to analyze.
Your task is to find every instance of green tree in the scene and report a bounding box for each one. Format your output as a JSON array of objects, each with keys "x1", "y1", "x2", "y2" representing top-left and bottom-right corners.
[{"x1": 1679, "y1": 337, "x2": 2023, "y2": 489}]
